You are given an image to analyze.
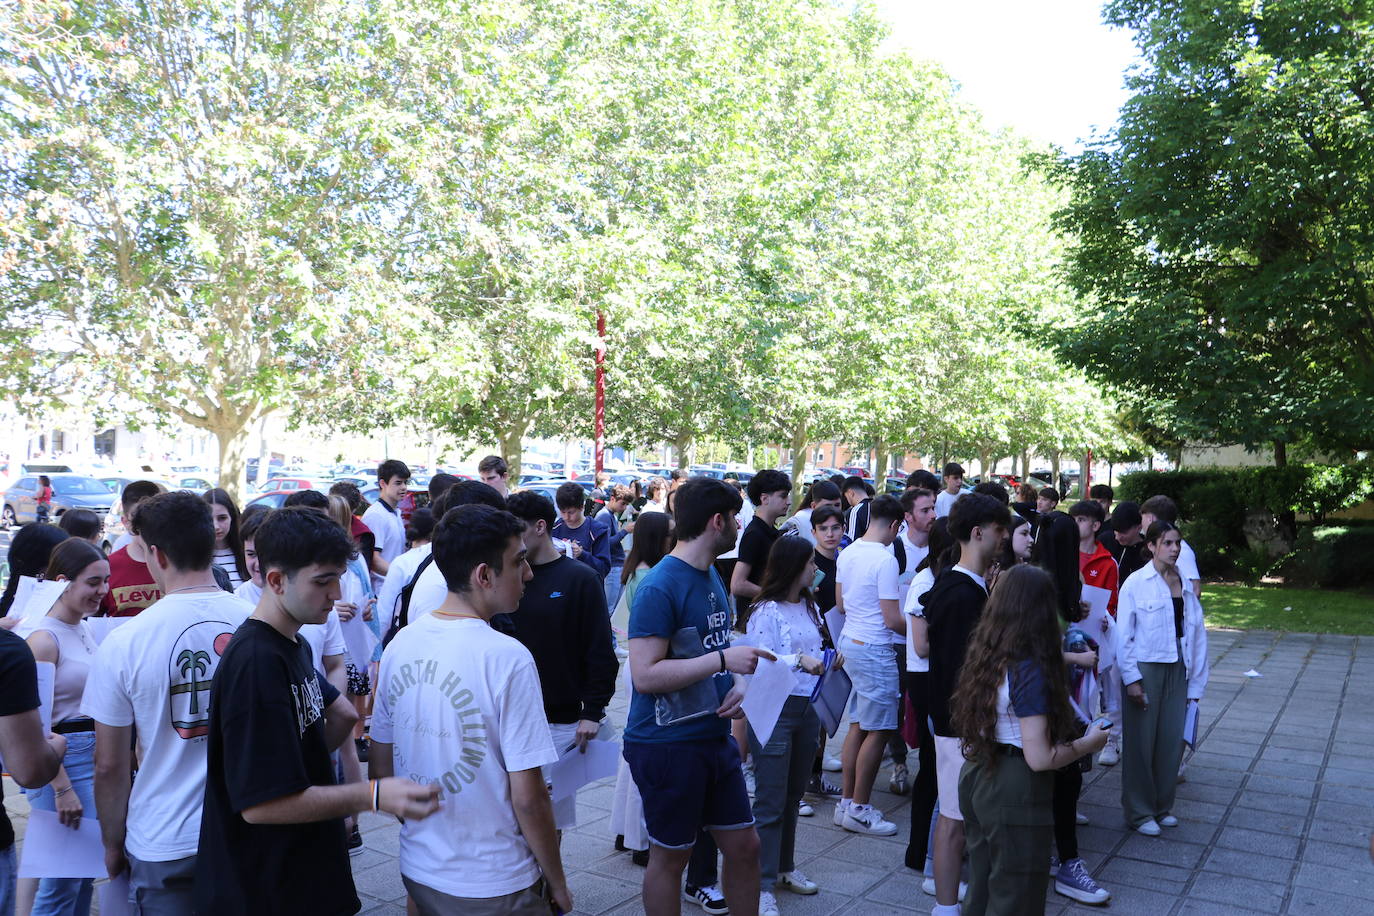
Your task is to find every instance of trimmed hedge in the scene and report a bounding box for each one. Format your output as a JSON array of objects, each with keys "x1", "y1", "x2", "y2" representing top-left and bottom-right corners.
[
  {"x1": 1278, "y1": 526, "x2": 1374, "y2": 588},
  {"x1": 1118, "y1": 463, "x2": 1374, "y2": 579}
]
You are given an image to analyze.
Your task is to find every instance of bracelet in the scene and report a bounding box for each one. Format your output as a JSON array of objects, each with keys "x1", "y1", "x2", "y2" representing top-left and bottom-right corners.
[
  {"x1": 717, "y1": 649, "x2": 726, "y2": 673},
  {"x1": 370, "y1": 779, "x2": 380, "y2": 812},
  {"x1": 53, "y1": 786, "x2": 71, "y2": 798}
]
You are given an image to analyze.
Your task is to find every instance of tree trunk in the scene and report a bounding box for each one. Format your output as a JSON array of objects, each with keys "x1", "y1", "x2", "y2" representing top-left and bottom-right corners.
[
  {"x1": 674, "y1": 434, "x2": 692, "y2": 470},
  {"x1": 498, "y1": 419, "x2": 530, "y2": 481},
  {"x1": 1050, "y1": 450, "x2": 1061, "y2": 494},
  {"x1": 255, "y1": 416, "x2": 271, "y2": 487},
  {"x1": 874, "y1": 447, "x2": 890, "y2": 488},
  {"x1": 977, "y1": 448, "x2": 991, "y2": 479},
  {"x1": 788, "y1": 421, "x2": 810, "y2": 513},
  {"x1": 1020, "y1": 448, "x2": 1030, "y2": 481},
  {"x1": 213, "y1": 420, "x2": 253, "y2": 504},
  {"x1": 1274, "y1": 440, "x2": 1287, "y2": 468}
]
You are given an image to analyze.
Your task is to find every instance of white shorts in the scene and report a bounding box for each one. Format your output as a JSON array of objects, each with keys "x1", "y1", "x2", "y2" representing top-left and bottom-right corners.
[{"x1": 934, "y1": 735, "x2": 966, "y2": 822}]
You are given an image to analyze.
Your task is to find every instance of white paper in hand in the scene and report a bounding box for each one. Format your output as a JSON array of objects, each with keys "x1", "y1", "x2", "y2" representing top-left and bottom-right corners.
[
  {"x1": 337, "y1": 573, "x2": 378, "y2": 666},
  {"x1": 823, "y1": 608, "x2": 845, "y2": 646},
  {"x1": 1079, "y1": 584, "x2": 1114, "y2": 671},
  {"x1": 35, "y1": 661, "x2": 55, "y2": 735},
  {"x1": 548, "y1": 739, "x2": 621, "y2": 801},
  {"x1": 741, "y1": 656, "x2": 794, "y2": 747},
  {"x1": 13, "y1": 579, "x2": 67, "y2": 639},
  {"x1": 19, "y1": 809, "x2": 106, "y2": 878}
]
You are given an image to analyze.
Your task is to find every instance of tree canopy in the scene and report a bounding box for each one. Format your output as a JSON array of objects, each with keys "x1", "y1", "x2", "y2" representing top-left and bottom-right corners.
[{"x1": 1049, "y1": 0, "x2": 1374, "y2": 460}]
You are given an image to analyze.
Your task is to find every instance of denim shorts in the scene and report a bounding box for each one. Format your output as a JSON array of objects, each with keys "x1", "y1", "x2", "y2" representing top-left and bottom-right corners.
[
  {"x1": 841, "y1": 636, "x2": 899, "y2": 731},
  {"x1": 623, "y1": 736, "x2": 754, "y2": 849}
]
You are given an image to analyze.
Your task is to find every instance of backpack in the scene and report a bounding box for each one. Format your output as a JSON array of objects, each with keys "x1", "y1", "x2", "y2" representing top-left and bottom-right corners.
[{"x1": 384, "y1": 553, "x2": 434, "y2": 648}]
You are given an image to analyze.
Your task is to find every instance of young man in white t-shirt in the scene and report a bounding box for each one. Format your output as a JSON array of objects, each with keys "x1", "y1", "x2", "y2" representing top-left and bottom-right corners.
[
  {"x1": 1139, "y1": 495, "x2": 1202, "y2": 598},
  {"x1": 934, "y1": 463, "x2": 964, "y2": 519},
  {"x1": 884, "y1": 486, "x2": 936, "y2": 795},
  {"x1": 833, "y1": 494, "x2": 905, "y2": 836},
  {"x1": 371, "y1": 504, "x2": 573, "y2": 915},
  {"x1": 84, "y1": 491, "x2": 254, "y2": 911},
  {"x1": 361, "y1": 458, "x2": 410, "y2": 591}
]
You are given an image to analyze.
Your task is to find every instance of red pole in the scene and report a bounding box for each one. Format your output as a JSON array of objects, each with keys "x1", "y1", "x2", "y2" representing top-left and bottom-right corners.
[{"x1": 595, "y1": 310, "x2": 606, "y2": 475}]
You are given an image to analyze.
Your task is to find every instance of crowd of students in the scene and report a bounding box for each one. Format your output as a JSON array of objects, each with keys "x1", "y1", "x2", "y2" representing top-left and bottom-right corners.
[{"x1": 0, "y1": 456, "x2": 1212, "y2": 916}]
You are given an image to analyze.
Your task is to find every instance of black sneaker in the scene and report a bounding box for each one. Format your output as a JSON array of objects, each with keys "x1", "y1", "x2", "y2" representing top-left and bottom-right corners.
[
  {"x1": 631, "y1": 848, "x2": 650, "y2": 867},
  {"x1": 806, "y1": 774, "x2": 841, "y2": 798},
  {"x1": 348, "y1": 824, "x2": 364, "y2": 856},
  {"x1": 683, "y1": 883, "x2": 728, "y2": 915},
  {"x1": 355, "y1": 738, "x2": 369, "y2": 763}
]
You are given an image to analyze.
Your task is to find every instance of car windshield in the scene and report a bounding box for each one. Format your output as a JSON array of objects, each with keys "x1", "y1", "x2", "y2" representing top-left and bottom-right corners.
[{"x1": 53, "y1": 476, "x2": 114, "y2": 496}]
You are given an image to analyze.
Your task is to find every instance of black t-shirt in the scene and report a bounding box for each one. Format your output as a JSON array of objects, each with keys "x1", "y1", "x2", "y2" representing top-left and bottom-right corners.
[
  {"x1": 813, "y1": 550, "x2": 838, "y2": 617},
  {"x1": 737, "y1": 517, "x2": 781, "y2": 587},
  {"x1": 195, "y1": 619, "x2": 356, "y2": 916},
  {"x1": 0, "y1": 630, "x2": 39, "y2": 850},
  {"x1": 1100, "y1": 530, "x2": 1146, "y2": 582}
]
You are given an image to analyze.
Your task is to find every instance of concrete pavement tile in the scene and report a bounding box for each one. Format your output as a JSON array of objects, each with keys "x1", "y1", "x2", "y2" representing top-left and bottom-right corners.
[
  {"x1": 863, "y1": 871, "x2": 933, "y2": 908},
  {"x1": 1299, "y1": 838, "x2": 1374, "y2": 869},
  {"x1": 820, "y1": 832, "x2": 907, "y2": 868},
  {"x1": 1267, "y1": 732, "x2": 1331, "y2": 751},
  {"x1": 1293, "y1": 859, "x2": 1374, "y2": 898},
  {"x1": 1314, "y1": 766, "x2": 1368, "y2": 788},
  {"x1": 1242, "y1": 774, "x2": 1317, "y2": 799},
  {"x1": 358, "y1": 905, "x2": 407, "y2": 916},
  {"x1": 561, "y1": 831, "x2": 620, "y2": 870},
  {"x1": 833, "y1": 899, "x2": 923, "y2": 914},
  {"x1": 1215, "y1": 826, "x2": 1301, "y2": 858},
  {"x1": 762, "y1": 888, "x2": 852, "y2": 915},
  {"x1": 1187, "y1": 751, "x2": 1254, "y2": 772},
  {"x1": 1304, "y1": 817, "x2": 1371, "y2": 849},
  {"x1": 1252, "y1": 758, "x2": 1320, "y2": 779},
  {"x1": 361, "y1": 821, "x2": 401, "y2": 856},
  {"x1": 1202, "y1": 845, "x2": 1295, "y2": 883},
  {"x1": 1235, "y1": 789, "x2": 1312, "y2": 816},
  {"x1": 1258, "y1": 745, "x2": 1325, "y2": 766},
  {"x1": 1171, "y1": 798, "x2": 1229, "y2": 823},
  {"x1": 1095, "y1": 855, "x2": 1192, "y2": 892},
  {"x1": 1179, "y1": 765, "x2": 1244, "y2": 788},
  {"x1": 1317, "y1": 781, "x2": 1374, "y2": 808},
  {"x1": 1313, "y1": 799, "x2": 1374, "y2": 824},
  {"x1": 1174, "y1": 781, "x2": 1239, "y2": 806},
  {"x1": 1225, "y1": 805, "x2": 1307, "y2": 836},
  {"x1": 1160, "y1": 819, "x2": 1221, "y2": 846},
  {"x1": 566, "y1": 870, "x2": 641, "y2": 915},
  {"x1": 1176, "y1": 902, "x2": 1270, "y2": 915},
  {"x1": 1116, "y1": 834, "x2": 1208, "y2": 868},
  {"x1": 1063, "y1": 881, "x2": 1178, "y2": 916},
  {"x1": 1188, "y1": 872, "x2": 1287, "y2": 912},
  {"x1": 351, "y1": 860, "x2": 407, "y2": 903},
  {"x1": 1286, "y1": 886, "x2": 1374, "y2": 916},
  {"x1": 790, "y1": 855, "x2": 889, "y2": 897}
]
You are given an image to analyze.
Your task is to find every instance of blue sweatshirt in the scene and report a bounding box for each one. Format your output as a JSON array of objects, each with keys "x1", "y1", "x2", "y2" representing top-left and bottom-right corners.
[{"x1": 552, "y1": 514, "x2": 612, "y2": 579}]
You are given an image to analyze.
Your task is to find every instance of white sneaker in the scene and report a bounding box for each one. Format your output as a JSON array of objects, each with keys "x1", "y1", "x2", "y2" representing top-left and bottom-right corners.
[
  {"x1": 1159, "y1": 814, "x2": 1179, "y2": 827},
  {"x1": 797, "y1": 799, "x2": 814, "y2": 817},
  {"x1": 822, "y1": 755, "x2": 842, "y2": 772},
  {"x1": 832, "y1": 799, "x2": 851, "y2": 827},
  {"x1": 1098, "y1": 741, "x2": 1119, "y2": 766},
  {"x1": 1177, "y1": 759, "x2": 1188, "y2": 783},
  {"x1": 1136, "y1": 818, "x2": 1161, "y2": 836},
  {"x1": 841, "y1": 804, "x2": 897, "y2": 836},
  {"x1": 744, "y1": 762, "x2": 756, "y2": 797},
  {"x1": 777, "y1": 870, "x2": 819, "y2": 895},
  {"x1": 920, "y1": 877, "x2": 968, "y2": 901},
  {"x1": 759, "y1": 890, "x2": 780, "y2": 916}
]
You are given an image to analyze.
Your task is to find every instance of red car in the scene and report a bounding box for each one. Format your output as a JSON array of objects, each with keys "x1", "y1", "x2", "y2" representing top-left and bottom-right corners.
[{"x1": 840, "y1": 466, "x2": 872, "y2": 479}]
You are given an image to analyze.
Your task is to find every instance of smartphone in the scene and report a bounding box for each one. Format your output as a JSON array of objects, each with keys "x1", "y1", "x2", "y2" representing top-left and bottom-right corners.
[{"x1": 1092, "y1": 716, "x2": 1113, "y2": 730}]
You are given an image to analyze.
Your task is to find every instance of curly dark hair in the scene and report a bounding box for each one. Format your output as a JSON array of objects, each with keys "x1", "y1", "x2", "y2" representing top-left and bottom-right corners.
[{"x1": 951, "y1": 564, "x2": 1077, "y2": 769}]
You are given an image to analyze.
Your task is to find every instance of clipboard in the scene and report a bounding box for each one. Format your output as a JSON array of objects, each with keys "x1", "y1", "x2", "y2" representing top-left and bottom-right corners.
[{"x1": 809, "y1": 650, "x2": 852, "y2": 737}]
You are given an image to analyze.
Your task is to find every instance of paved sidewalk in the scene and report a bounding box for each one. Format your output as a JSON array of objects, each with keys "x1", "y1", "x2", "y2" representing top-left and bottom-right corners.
[{"x1": 9, "y1": 628, "x2": 1371, "y2": 915}]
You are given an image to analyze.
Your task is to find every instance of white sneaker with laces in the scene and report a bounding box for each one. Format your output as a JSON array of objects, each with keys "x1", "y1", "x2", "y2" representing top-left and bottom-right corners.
[
  {"x1": 1098, "y1": 740, "x2": 1119, "y2": 766},
  {"x1": 832, "y1": 799, "x2": 850, "y2": 827},
  {"x1": 1136, "y1": 818, "x2": 1162, "y2": 836},
  {"x1": 759, "y1": 890, "x2": 780, "y2": 916},
  {"x1": 797, "y1": 799, "x2": 814, "y2": 817},
  {"x1": 1159, "y1": 814, "x2": 1179, "y2": 827},
  {"x1": 777, "y1": 870, "x2": 818, "y2": 895},
  {"x1": 920, "y1": 877, "x2": 968, "y2": 901},
  {"x1": 842, "y1": 804, "x2": 898, "y2": 836}
]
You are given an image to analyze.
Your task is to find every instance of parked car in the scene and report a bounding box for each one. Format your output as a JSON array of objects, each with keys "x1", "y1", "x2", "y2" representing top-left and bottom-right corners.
[
  {"x1": 245, "y1": 491, "x2": 292, "y2": 511},
  {"x1": 884, "y1": 474, "x2": 907, "y2": 493},
  {"x1": 3, "y1": 474, "x2": 125, "y2": 527},
  {"x1": 839, "y1": 466, "x2": 872, "y2": 479},
  {"x1": 359, "y1": 484, "x2": 430, "y2": 525},
  {"x1": 253, "y1": 476, "x2": 315, "y2": 494}
]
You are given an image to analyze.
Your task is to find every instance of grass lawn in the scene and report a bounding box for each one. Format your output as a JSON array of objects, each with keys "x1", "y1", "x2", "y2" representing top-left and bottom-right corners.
[{"x1": 1204, "y1": 582, "x2": 1374, "y2": 636}]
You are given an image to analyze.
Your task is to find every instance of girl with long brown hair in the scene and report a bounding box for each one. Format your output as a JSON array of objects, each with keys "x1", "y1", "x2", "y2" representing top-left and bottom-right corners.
[
  {"x1": 744, "y1": 536, "x2": 830, "y2": 913},
  {"x1": 950, "y1": 565, "x2": 1108, "y2": 915}
]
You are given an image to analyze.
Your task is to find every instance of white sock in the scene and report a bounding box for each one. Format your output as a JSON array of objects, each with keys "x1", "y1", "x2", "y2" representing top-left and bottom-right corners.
[
  {"x1": 839, "y1": 797, "x2": 852, "y2": 809},
  {"x1": 930, "y1": 904, "x2": 961, "y2": 915}
]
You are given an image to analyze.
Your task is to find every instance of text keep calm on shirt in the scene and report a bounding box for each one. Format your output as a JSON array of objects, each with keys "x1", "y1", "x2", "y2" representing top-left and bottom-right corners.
[
  {"x1": 372, "y1": 615, "x2": 557, "y2": 899},
  {"x1": 82, "y1": 590, "x2": 252, "y2": 861},
  {"x1": 835, "y1": 540, "x2": 900, "y2": 645},
  {"x1": 624, "y1": 556, "x2": 734, "y2": 744}
]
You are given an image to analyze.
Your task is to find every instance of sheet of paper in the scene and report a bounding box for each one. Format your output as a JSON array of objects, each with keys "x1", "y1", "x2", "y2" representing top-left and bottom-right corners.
[
  {"x1": 85, "y1": 617, "x2": 133, "y2": 645},
  {"x1": 1244, "y1": 668, "x2": 1263, "y2": 678},
  {"x1": 548, "y1": 739, "x2": 622, "y2": 801},
  {"x1": 339, "y1": 606, "x2": 378, "y2": 669},
  {"x1": 99, "y1": 875, "x2": 133, "y2": 916},
  {"x1": 18, "y1": 809, "x2": 106, "y2": 878},
  {"x1": 741, "y1": 656, "x2": 795, "y2": 747},
  {"x1": 1079, "y1": 585, "x2": 1114, "y2": 671},
  {"x1": 9, "y1": 577, "x2": 36, "y2": 624},
  {"x1": 823, "y1": 608, "x2": 845, "y2": 646},
  {"x1": 1183, "y1": 699, "x2": 1200, "y2": 747},
  {"x1": 13, "y1": 580, "x2": 68, "y2": 639},
  {"x1": 35, "y1": 661, "x2": 54, "y2": 735}
]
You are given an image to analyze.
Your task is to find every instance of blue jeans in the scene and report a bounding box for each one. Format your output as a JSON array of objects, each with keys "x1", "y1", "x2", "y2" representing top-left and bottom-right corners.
[
  {"x1": 25, "y1": 731, "x2": 95, "y2": 916},
  {"x1": 604, "y1": 567, "x2": 623, "y2": 646},
  {"x1": 0, "y1": 845, "x2": 15, "y2": 916}
]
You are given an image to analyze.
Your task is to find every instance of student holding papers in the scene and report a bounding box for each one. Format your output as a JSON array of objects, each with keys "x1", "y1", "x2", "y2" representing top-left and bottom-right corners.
[
  {"x1": 23, "y1": 539, "x2": 107, "y2": 916},
  {"x1": 1117, "y1": 521, "x2": 1209, "y2": 838},
  {"x1": 1071, "y1": 500, "x2": 1124, "y2": 768},
  {"x1": 740, "y1": 537, "x2": 833, "y2": 914}
]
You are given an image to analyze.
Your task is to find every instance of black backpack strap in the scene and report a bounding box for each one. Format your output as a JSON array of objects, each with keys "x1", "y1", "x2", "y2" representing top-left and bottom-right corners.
[
  {"x1": 894, "y1": 537, "x2": 906, "y2": 575},
  {"x1": 385, "y1": 552, "x2": 434, "y2": 648}
]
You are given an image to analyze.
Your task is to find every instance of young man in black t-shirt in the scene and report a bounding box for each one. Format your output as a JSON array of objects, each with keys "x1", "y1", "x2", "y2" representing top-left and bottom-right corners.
[
  {"x1": 730, "y1": 469, "x2": 792, "y2": 604},
  {"x1": 810, "y1": 506, "x2": 845, "y2": 615},
  {"x1": 0, "y1": 629, "x2": 66, "y2": 910},
  {"x1": 195, "y1": 508, "x2": 441, "y2": 916}
]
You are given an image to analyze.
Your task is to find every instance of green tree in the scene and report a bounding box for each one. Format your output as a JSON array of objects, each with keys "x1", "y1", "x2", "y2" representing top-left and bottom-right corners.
[{"x1": 1048, "y1": 0, "x2": 1374, "y2": 460}]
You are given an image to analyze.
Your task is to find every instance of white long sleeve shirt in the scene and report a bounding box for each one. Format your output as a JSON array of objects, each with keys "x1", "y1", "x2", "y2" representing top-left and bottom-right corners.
[{"x1": 1116, "y1": 562, "x2": 1209, "y2": 700}]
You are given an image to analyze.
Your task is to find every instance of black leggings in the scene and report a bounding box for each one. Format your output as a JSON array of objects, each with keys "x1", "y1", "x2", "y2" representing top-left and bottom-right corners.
[
  {"x1": 1052, "y1": 766, "x2": 1082, "y2": 861},
  {"x1": 904, "y1": 671, "x2": 937, "y2": 870}
]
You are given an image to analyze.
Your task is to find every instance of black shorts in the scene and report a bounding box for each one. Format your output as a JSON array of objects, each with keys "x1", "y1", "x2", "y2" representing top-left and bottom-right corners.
[{"x1": 624, "y1": 736, "x2": 754, "y2": 849}]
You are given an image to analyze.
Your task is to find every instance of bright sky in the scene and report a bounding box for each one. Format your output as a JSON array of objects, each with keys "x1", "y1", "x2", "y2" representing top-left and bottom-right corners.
[{"x1": 870, "y1": 0, "x2": 1141, "y2": 151}]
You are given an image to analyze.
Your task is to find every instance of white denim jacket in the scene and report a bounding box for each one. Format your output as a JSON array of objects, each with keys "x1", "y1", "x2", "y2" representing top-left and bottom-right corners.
[{"x1": 1116, "y1": 562, "x2": 1209, "y2": 700}]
